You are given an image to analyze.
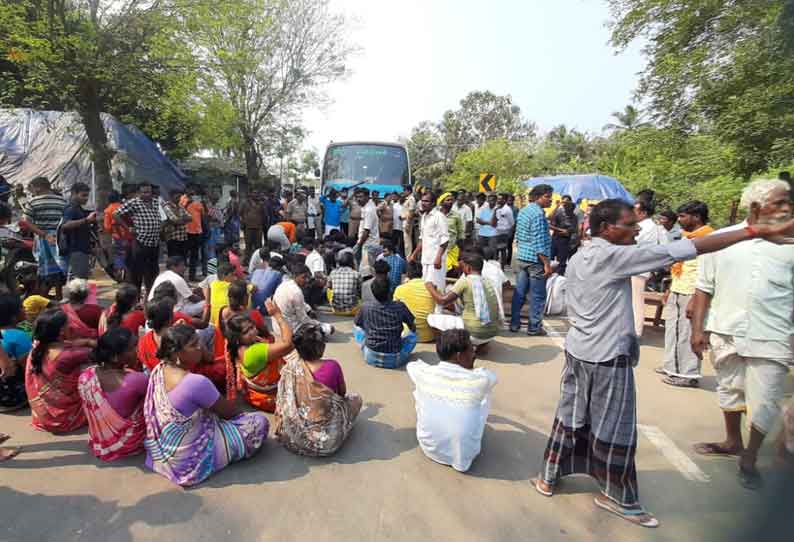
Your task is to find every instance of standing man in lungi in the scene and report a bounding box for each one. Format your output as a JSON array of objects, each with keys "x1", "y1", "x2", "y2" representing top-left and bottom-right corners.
[
  {"x1": 657, "y1": 200, "x2": 713, "y2": 387},
  {"x1": 408, "y1": 191, "x2": 448, "y2": 312},
  {"x1": 690, "y1": 179, "x2": 794, "y2": 490},
  {"x1": 533, "y1": 197, "x2": 794, "y2": 528}
]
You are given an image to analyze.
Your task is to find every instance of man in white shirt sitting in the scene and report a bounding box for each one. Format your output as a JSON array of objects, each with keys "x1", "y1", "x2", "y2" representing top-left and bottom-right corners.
[
  {"x1": 148, "y1": 255, "x2": 206, "y2": 317},
  {"x1": 303, "y1": 237, "x2": 327, "y2": 308},
  {"x1": 407, "y1": 328, "x2": 497, "y2": 472}
]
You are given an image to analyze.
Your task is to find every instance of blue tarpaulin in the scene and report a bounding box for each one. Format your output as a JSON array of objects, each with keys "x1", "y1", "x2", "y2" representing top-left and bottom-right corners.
[
  {"x1": 0, "y1": 109, "x2": 186, "y2": 196},
  {"x1": 523, "y1": 174, "x2": 634, "y2": 203}
]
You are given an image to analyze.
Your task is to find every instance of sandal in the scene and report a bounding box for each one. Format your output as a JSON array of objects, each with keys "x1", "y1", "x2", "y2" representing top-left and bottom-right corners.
[
  {"x1": 663, "y1": 376, "x2": 699, "y2": 388},
  {"x1": 0, "y1": 433, "x2": 9, "y2": 446},
  {"x1": 594, "y1": 495, "x2": 659, "y2": 528},
  {"x1": 737, "y1": 465, "x2": 764, "y2": 490},
  {"x1": 531, "y1": 477, "x2": 553, "y2": 497},
  {"x1": 654, "y1": 366, "x2": 668, "y2": 375},
  {"x1": 0, "y1": 446, "x2": 20, "y2": 462},
  {"x1": 693, "y1": 442, "x2": 743, "y2": 457}
]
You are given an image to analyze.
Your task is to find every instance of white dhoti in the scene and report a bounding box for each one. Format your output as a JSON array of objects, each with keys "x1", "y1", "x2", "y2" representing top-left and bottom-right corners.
[
  {"x1": 423, "y1": 261, "x2": 447, "y2": 314},
  {"x1": 630, "y1": 274, "x2": 648, "y2": 337}
]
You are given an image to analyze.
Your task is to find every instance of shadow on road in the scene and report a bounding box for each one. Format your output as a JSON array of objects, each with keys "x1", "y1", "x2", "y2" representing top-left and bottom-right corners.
[
  {"x1": 0, "y1": 433, "x2": 146, "y2": 472},
  {"x1": 476, "y1": 339, "x2": 561, "y2": 366},
  {"x1": 466, "y1": 415, "x2": 548, "y2": 481},
  {"x1": 0, "y1": 486, "x2": 202, "y2": 541},
  {"x1": 202, "y1": 402, "x2": 418, "y2": 489}
]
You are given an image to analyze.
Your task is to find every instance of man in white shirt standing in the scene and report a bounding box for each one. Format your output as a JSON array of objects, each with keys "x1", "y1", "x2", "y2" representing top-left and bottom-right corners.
[
  {"x1": 354, "y1": 188, "x2": 381, "y2": 276},
  {"x1": 452, "y1": 191, "x2": 473, "y2": 243},
  {"x1": 392, "y1": 195, "x2": 404, "y2": 256},
  {"x1": 691, "y1": 178, "x2": 794, "y2": 490},
  {"x1": 473, "y1": 192, "x2": 486, "y2": 242},
  {"x1": 495, "y1": 193, "x2": 516, "y2": 267},
  {"x1": 409, "y1": 191, "x2": 449, "y2": 311},
  {"x1": 148, "y1": 255, "x2": 206, "y2": 317},
  {"x1": 631, "y1": 199, "x2": 666, "y2": 337}
]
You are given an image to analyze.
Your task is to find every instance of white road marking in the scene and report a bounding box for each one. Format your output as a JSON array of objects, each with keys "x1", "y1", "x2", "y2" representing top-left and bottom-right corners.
[{"x1": 638, "y1": 424, "x2": 711, "y2": 483}]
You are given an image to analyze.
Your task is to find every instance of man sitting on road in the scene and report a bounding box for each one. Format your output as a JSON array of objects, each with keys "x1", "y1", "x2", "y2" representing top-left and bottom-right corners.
[
  {"x1": 354, "y1": 276, "x2": 416, "y2": 369},
  {"x1": 148, "y1": 256, "x2": 206, "y2": 317},
  {"x1": 393, "y1": 262, "x2": 436, "y2": 343},
  {"x1": 273, "y1": 263, "x2": 334, "y2": 337},
  {"x1": 327, "y1": 252, "x2": 362, "y2": 316},
  {"x1": 407, "y1": 329, "x2": 497, "y2": 472}
]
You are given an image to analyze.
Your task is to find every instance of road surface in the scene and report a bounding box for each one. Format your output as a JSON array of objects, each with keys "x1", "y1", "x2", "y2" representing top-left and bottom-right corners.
[{"x1": 1, "y1": 282, "x2": 791, "y2": 541}]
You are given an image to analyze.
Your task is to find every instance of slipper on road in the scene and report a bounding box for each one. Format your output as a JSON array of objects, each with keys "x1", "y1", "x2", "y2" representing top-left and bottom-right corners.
[
  {"x1": 594, "y1": 495, "x2": 659, "y2": 528},
  {"x1": 693, "y1": 442, "x2": 743, "y2": 458}
]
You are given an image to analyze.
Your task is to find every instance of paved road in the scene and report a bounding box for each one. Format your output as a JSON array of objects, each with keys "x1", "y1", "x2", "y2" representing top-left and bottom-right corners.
[{"x1": 1, "y1": 301, "x2": 792, "y2": 541}]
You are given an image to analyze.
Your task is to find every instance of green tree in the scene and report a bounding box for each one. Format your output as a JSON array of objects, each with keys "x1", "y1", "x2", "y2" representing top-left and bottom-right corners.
[
  {"x1": 603, "y1": 104, "x2": 650, "y2": 132},
  {"x1": 0, "y1": 1, "x2": 198, "y2": 208},
  {"x1": 402, "y1": 121, "x2": 445, "y2": 182},
  {"x1": 446, "y1": 139, "x2": 535, "y2": 194},
  {"x1": 183, "y1": 0, "x2": 354, "y2": 183},
  {"x1": 608, "y1": 0, "x2": 794, "y2": 177}
]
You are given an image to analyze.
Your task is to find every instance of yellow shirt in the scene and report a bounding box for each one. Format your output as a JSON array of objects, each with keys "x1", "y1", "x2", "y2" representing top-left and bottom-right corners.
[
  {"x1": 394, "y1": 279, "x2": 435, "y2": 342},
  {"x1": 210, "y1": 280, "x2": 253, "y2": 326}
]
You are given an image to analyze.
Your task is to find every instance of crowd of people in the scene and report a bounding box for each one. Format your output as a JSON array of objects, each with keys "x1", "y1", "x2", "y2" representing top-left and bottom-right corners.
[{"x1": 1, "y1": 172, "x2": 793, "y2": 530}]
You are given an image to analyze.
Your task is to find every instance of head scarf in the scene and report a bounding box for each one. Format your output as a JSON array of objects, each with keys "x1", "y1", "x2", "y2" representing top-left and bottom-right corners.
[
  {"x1": 437, "y1": 192, "x2": 453, "y2": 206},
  {"x1": 23, "y1": 295, "x2": 51, "y2": 322}
]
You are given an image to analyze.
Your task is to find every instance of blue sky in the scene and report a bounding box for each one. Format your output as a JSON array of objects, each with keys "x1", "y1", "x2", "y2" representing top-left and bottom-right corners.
[{"x1": 304, "y1": 0, "x2": 647, "y2": 152}]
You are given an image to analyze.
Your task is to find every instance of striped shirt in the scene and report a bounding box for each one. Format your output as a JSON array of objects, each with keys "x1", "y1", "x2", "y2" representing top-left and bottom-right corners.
[
  {"x1": 516, "y1": 202, "x2": 551, "y2": 264},
  {"x1": 23, "y1": 193, "x2": 67, "y2": 235}
]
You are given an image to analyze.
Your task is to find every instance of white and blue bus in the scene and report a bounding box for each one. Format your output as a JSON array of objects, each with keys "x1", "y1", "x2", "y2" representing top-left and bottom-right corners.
[{"x1": 319, "y1": 141, "x2": 411, "y2": 196}]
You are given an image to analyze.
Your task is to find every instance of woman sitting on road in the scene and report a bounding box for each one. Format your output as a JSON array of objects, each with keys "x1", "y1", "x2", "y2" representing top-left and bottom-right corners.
[
  {"x1": 78, "y1": 328, "x2": 148, "y2": 461},
  {"x1": 138, "y1": 297, "x2": 223, "y2": 389},
  {"x1": 98, "y1": 283, "x2": 146, "y2": 336},
  {"x1": 143, "y1": 324, "x2": 268, "y2": 486},
  {"x1": 0, "y1": 293, "x2": 33, "y2": 412},
  {"x1": 61, "y1": 279, "x2": 101, "y2": 338},
  {"x1": 224, "y1": 300, "x2": 293, "y2": 413},
  {"x1": 275, "y1": 322, "x2": 362, "y2": 457},
  {"x1": 25, "y1": 308, "x2": 95, "y2": 433},
  {"x1": 425, "y1": 252, "x2": 500, "y2": 351}
]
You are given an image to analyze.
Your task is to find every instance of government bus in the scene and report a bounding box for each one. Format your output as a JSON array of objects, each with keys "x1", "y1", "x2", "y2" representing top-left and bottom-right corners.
[{"x1": 318, "y1": 141, "x2": 411, "y2": 196}]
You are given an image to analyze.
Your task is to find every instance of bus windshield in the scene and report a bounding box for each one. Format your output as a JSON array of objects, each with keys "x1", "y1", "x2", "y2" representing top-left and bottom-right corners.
[{"x1": 322, "y1": 144, "x2": 409, "y2": 187}]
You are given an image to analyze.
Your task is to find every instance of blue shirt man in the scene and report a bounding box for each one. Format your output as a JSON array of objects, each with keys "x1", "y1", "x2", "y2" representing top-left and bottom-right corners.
[
  {"x1": 320, "y1": 192, "x2": 344, "y2": 233},
  {"x1": 510, "y1": 185, "x2": 554, "y2": 335}
]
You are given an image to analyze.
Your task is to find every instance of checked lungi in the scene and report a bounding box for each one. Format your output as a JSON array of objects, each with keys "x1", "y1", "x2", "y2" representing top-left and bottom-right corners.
[{"x1": 541, "y1": 351, "x2": 640, "y2": 508}]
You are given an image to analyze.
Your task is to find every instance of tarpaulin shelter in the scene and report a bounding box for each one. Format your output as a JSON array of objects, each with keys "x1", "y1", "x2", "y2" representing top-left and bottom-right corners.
[
  {"x1": 523, "y1": 174, "x2": 634, "y2": 204},
  {"x1": 0, "y1": 109, "x2": 186, "y2": 197}
]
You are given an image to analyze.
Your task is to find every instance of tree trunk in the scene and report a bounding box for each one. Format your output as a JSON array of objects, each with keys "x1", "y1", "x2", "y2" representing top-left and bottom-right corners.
[
  {"x1": 78, "y1": 81, "x2": 113, "y2": 214},
  {"x1": 244, "y1": 138, "x2": 260, "y2": 183}
]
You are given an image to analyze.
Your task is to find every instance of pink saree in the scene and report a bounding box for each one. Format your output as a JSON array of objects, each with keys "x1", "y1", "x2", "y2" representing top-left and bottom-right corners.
[{"x1": 78, "y1": 366, "x2": 146, "y2": 461}]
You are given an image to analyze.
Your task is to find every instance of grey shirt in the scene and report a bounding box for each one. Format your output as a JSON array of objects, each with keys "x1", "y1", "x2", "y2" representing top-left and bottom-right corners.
[{"x1": 565, "y1": 237, "x2": 697, "y2": 363}]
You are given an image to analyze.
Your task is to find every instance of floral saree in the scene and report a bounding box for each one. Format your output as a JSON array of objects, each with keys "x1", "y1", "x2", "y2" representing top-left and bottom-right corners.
[{"x1": 274, "y1": 350, "x2": 359, "y2": 457}]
